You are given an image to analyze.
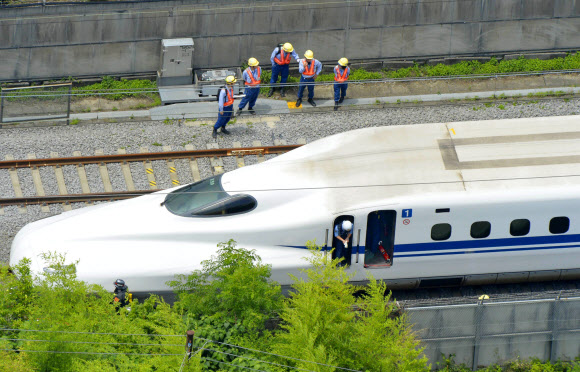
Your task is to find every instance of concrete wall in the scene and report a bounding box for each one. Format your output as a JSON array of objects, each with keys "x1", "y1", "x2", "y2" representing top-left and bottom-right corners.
[{"x1": 1, "y1": 0, "x2": 580, "y2": 81}]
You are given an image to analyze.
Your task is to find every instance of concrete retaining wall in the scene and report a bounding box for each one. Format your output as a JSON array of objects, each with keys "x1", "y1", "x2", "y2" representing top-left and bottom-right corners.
[{"x1": 1, "y1": 0, "x2": 580, "y2": 81}]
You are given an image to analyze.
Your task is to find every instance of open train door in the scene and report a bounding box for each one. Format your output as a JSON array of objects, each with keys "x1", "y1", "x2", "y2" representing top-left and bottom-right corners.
[{"x1": 364, "y1": 210, "x2": 396, "y2": 268}]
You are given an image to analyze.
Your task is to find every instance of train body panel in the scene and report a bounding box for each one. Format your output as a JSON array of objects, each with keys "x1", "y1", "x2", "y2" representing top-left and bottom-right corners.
[{"x1": 10, "y1": 115, "x2": 580, "y2": 293}]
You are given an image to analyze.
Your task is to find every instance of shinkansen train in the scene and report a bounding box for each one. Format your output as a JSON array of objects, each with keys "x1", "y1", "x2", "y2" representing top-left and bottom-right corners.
[{"x1": 10, "y1": 115, "x2": 580, "y2": 296}]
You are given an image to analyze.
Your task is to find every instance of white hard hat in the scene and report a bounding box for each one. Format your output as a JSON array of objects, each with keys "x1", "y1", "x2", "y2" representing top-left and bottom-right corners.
[{"x1": 342, "y1": 220, "x2": 353, "y2": 231}]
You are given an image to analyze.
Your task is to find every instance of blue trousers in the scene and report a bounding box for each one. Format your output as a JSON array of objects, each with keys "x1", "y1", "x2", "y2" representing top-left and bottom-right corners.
[
  {"x1": 238, "y1": 87, "x2": 259, "y2": 110},
  {"x1": 335, "y1": 239, "x2": 347, "y2": 266},
  {"x1": 214, "y1": 105, "x2": 233, "y2": 129},
  {"x1": 334, "y1": 83, "x2": 348, "y2": 102},
  {"x1": 297, "y1": 76, "x2": 315, "y2": 99},
  {"x1": 270, "y1": 64, "x2": 290, "y2": 86}
]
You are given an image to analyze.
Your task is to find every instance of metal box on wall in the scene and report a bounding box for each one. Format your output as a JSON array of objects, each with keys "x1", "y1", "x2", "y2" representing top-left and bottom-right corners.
[{"x1": 157, "y1": 38, "x2": 194, "y2": 86}]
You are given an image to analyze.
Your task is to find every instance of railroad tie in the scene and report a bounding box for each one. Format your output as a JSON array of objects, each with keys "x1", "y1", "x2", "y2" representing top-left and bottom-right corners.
[
  {"x1": 252, "y1": 141, "x2": 265, "y2": 163},
  {"x1": 297, "y1": 138, "x2": 307, "y2": 145},
  {"x1": 206, "y1": 143, "x2": 224, "y2": 175},
  {"x1": 184, "y1": 144, "x2": 201, "y2": 182},
  {"x1": 163, "y1": 146, "x2": 180, "y2": 187},
  {"x1": 232, "y1": 142, "x2": 245, "y2": 168},
  {"x1": 73, "y1": 151, "x2": 92, "y2": 195},
  {"x1": 50, "y1": 152, "x2": 71, "y2": 211},
  {"x1": 27, "y1": 153, "x2": 50, "y2": 213},
  {"x1": 5, "y1": 154, "x2": 26, "y2": 213},
  {"x1": 140, "y1": 147, "x2": 157, "y2": 190},
  {"x1": 95, "y1": 149, "x2": 113, "y2": 193},
  {"x1": 117, "y1": 148, "x2": 136, "y2": 192}
]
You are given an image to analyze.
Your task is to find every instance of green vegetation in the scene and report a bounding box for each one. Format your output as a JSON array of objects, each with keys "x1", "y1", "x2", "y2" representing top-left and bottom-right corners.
[
  {"x1": 69, "y1": 118, "x2": 80, "y2": 125},
  {"x1": 74, "y1": 76, "x2": 159, "y2": 101},
  {"x1": 1, "y1": 243, "x2": 577, "y2": 371}
]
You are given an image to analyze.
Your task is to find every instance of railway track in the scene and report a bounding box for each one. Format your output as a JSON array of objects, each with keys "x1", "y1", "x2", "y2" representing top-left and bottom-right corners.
[{"x1": 0, "y1": 142, "x2": 303, "y2": 211}]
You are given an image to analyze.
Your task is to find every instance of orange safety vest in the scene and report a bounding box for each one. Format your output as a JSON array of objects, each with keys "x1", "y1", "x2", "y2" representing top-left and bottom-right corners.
[
  {"x1": 334, "y1": 66, "x2": 349, "y2": 83},
  {"x1": 223, "y1": 87, "x2": 234, "y2": 107},
  {"x1": 274, "y1": 50, "x2": 292, "y2": 65},
  {"x1": 302, "y1": 60, "x2": 316, "y2": 78},
  {"x1": 244, "y1": 66, "x2": 261, "y2": 86}
]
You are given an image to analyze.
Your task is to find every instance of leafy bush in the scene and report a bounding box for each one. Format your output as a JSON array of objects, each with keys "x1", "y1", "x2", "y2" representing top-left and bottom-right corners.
[{"x1": 73, "y1": 76, "x2": 159, "y2": 101}]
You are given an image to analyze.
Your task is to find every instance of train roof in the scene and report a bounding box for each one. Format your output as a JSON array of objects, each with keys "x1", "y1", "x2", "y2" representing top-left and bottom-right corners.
[{"x1": 222, "y1": 115, "x2": 580, "y2": 208}]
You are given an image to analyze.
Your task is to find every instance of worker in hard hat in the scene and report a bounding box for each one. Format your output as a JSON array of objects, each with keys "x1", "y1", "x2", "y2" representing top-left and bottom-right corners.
[
  {"x1": 296, "y1": 50, "x2": 322, "y2": 108},
  {"x1": 333, "y1": 58, "x2": 350, "y2": 111},
  {"x1": 237, "y1": 57, "x2": 261, "y2": 116},
  {"x1": 213, "y1": 75, "x2": 237, "y2": 139},
  {"x1": 269, "y1": 42, "x2": 299, "y2": 97}
]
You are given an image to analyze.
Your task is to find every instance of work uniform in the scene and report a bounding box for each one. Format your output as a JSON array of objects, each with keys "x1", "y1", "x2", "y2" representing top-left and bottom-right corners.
[
  {"x1": 270, "y1": 47, "x2": 299, "y2": 88},
  {"x1": 334, "y1": 221, "x2": 353, "y2": 266},
  {"x1": 238, "y1": 66, "x2": 261, "y2": 113},
  {"x1": 214, "y1": 86, "x2": 235, "y2": 131},
  {"x1": 297, "y1": 58, "x2": 322, "y2": 101},
  {"x1": 334, "y1": 65, "x2": 350, "y2": 103}
]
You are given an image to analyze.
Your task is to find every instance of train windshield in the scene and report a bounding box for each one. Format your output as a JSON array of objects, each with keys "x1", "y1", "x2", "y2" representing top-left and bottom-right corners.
[{"x1": 163, "y1": 175, "x2": 228, "y2": 216}]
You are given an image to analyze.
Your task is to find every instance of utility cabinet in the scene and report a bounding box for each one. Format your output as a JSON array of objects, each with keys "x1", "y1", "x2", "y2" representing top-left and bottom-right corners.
[{"x1": 157, "y1": 38, "x2": 194, "y2": 86}]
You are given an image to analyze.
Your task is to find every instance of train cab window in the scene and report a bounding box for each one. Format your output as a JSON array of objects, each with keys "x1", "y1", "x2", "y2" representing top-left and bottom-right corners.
[
  {"x1": 470, "y1": 221, "x2": 491, "y2": 239},
  {"x1": 549, "y1": 216, "x2": 570, "y2": 234},
  {"x1": 190, "y1": 194, "x2": 257, "y2": 216},
  {"x1": 163, "y1": 175, "x2": 228, "y2": 216},
  {"x1": 510, "y1": 219, "x2": 530, "y2": 236},
  {"x1": 431, "y1": 223, "x2": 451, "y2": 241}
]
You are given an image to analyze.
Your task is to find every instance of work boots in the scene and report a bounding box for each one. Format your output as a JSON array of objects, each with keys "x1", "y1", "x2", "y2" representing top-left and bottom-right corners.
[
  {"x1": 334, "y1": 102, "x2": 339, "y2": 111},
  {"x1": 338, "y1": 96, "x2": 345, "y2": 104},
  {"x1": 308, "y1": 98, "x2": 317, "y2": 107},
  {"x1": 236, "y1": 109, "x2": 243, "y2": 116},
  {"x1": 248, "y1": 108, "x2": 256, "y2": 115},
  {"x1": 221, "y1": 127, "x2": 230, "y2": 135},
  {"x1": 279, "y1": 87, "x2": 286, "y2": 97},
  {"x1": 267, "y1": 88, "x2": 274, "y2": 97},
  {"x1": 212, "y1": 128, "x2": 217, "y2": 139},
  {"x1": 295, "y1": 98, "x2": 302, "y2": 107}
]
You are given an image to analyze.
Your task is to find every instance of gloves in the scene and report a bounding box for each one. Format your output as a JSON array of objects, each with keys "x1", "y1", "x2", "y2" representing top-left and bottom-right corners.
[{"x1": 344, "y1": 242, "x2": 348, "y2": 249}]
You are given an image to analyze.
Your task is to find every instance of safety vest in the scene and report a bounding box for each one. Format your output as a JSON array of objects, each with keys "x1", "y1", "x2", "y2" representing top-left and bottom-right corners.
[
  {"x1": 334, "y1": 66, "x2": 349, "y2": 83},
  {"x1": 223, "y1": 87, "x2": 234, "y2": 107},
  {"x1": 274, "y1": 50, "x2": 292, "y2": 65},
  {"x1": 244, "y1": 67, "x2": 261, "y2": 86},
  {"x1": 302, "y1": 60, "x2": 316, "y2": 78}
]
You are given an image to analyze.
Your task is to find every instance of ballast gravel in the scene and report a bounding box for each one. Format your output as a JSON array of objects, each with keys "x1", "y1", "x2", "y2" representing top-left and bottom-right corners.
[{"x1": 1, "y1": 97, "x2": 580, "y2": 264}]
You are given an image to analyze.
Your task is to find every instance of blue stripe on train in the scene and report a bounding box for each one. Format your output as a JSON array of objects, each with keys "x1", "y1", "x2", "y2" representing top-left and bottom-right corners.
[
  {"x1": 277, "y1": 234, "x2": 580, "y2": 255},
  {"x1": 395, "y1": 243, "x2": 580, "y2": 258},
  {"x1": 395, "y1": 233, "x2": 580, "y2": 253}
]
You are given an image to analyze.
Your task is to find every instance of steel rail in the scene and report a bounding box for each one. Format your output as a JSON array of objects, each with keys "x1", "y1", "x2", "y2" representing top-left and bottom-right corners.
[
  {"x1": 0, "y1": 145, "x2": 302, "y2": 169},
  {"x1": 0, "y1": 190, "x2": 158, "y2": 206}
]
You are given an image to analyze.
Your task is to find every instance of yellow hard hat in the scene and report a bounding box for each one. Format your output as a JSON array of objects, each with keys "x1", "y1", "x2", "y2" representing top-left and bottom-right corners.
[
  {"x1": 304, "y1": 50, "x2": 314, "y2": 59},
  {"x1": 282, "y1": 43, "x2": 294, "y2": 53},
  {"x1": 248, "y1": 57, "x2": 259, "y2": 67},
  {"x1": 225, "y1": 75, "x2": 237, "y2": 84},
  {"x1": 338, "y1": 58, "x2": 349, "y2": 67}
]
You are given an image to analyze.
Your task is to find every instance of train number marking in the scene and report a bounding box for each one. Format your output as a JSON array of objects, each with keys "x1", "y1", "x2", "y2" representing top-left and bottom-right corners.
[{"x1": 402, "y1": 209, "x2": 412, "y2": 218}]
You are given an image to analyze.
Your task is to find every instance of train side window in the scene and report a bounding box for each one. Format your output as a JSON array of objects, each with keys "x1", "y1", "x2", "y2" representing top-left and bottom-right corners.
[
  {"x1": 470, "y1": 221, "x2": 491, "y2": 239},
  {"x1": 549, "y1": 216, "x2": 570, "y2": 234},
  {"x1": 510, "y1": 219, "x2": 530, "y2": 236},
  {"x1": 431, "y1": 223, "x2": 451, "y2": 241}
]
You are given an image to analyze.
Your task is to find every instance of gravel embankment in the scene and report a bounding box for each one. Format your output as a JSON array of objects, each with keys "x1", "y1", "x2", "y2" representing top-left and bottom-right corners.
[{"x1": 1, "y1": 98, "x2": 580, "y2": 263}]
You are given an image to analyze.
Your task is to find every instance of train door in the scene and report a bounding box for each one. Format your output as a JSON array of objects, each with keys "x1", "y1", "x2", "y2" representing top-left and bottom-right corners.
[
  {"x1": 364, "y1": 210, "x2": 396, "y2": 268},
  {"x1": 331, "y1": 215, "x2": 354, "y2": 266}
]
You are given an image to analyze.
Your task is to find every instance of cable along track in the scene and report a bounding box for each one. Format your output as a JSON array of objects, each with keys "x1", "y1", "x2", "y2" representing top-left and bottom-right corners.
[{"x1": 0, "y1": 144, "x2": 302, "y2": 209}]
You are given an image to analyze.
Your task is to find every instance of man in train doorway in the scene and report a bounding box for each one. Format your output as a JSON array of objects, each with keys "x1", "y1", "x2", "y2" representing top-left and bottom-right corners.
[
  {"x1": 296, "y1": 50, "x2": 322, "y2": 108},
  {"x1": 237, "y1": 57, "x2": 261, "y2": 116},
  {"x1": 334, "y1": 57, "x2": 350, "y2": 111},
  {"x1": 212, "y1": 75, "x2": 237, "y2": 139},
  {"x1": 334, "y1": 220, "x2": 353, "y2": 267},
  {"x1": 269, "y1": 43, "x2": 299, "y2": 97}
]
